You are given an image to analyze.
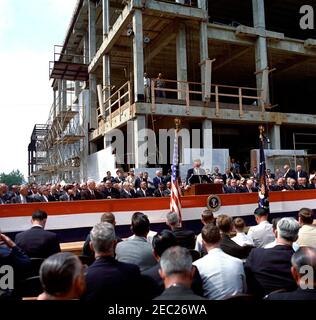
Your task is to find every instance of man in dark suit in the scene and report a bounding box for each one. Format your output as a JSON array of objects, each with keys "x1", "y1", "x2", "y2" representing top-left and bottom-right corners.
[
  {"x1": 245, "y1": 217, "x2": 300, "y2": 298},
  {"x1": 82, "y1": 222, "x2": 142, "y2": 301},
  {"x1": 266, "y1": 247, "x2": 316, "y2": 300},
  {"x1": 102, "y1": 171, "x2": 115, "y2": 183},
  {"x1": 15, "y1": 210, "x2": 61, "y2": 259},
  {"x1": 136, "y1": 181, "x2": 153, "y2": 198},
  {"x1": 241, "y1": 179, "x2": 258, "y2": 193},
  {"x1": 153, "y1": 183, "x2": 165, "y2": 197},
  {"x1": 82, "y1": 212, "x2": 122, "y2": 257},
  {"x1": 225, "y1": 179, "x2": 241, "y2": 193},
  {"x1": 221, "y1": 168, "x2": 234, "y2": 185},
  {"x1": 81, "y1": 179, "x2": 104, "y2": 200},
  {"x1": 113, "y1": 169, "x2": 125, "y2": 184},
  {"x1": 186, "y1": 159, "x2": 210, "y2": 185},
  {"x1": 59, "y1": 185, "x2": 78, "y2": 201},
  {"x1": 166, "y1": 212, "x2": 195, "y2": 249},
  {"x1": 154, "y1": 246, "x2": 206, "y2": 300},
  {"x1": 283, "y1": 164, "x2": 296, "y2": 180},
  {"x1": 216, "y1": 214, "x2": 253, "y2": 259},
  {"x1": 11, "y1": 185, "x2": 33, "y2": 204},
  {"x1": 266, "y1": 169, "x2": 275, "y2": 180},
  {"x1": 295, "y1": 164, "x2": 309, "y2": 181},
  {"x1": 120, "y1": 182, "x2": 136, "y2": 198},
  {"x1": 142, "y1": 230, "x2": 203, "y2": 299},
  {"x1": 153, "y1": 170, "x2": 166, "y2": 189},
  {"x1": 102, "y1": 180, "x2": 120, "y2": 199}
]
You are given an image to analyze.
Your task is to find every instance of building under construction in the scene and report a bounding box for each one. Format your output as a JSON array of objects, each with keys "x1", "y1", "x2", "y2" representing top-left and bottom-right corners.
[{"x1": 28, "y1": 0, "x2": 316, "y2": 183}]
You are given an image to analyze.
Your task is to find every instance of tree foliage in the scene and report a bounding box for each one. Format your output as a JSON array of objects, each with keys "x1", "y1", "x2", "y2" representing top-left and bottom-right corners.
[{"x1": 0, "y1": 170, "x2": 25, "y2": 187}]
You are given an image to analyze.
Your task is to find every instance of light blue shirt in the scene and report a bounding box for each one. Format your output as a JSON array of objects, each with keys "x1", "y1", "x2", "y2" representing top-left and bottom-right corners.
[{"x1": 193, "y1": 248, "x2": 246, "y2": 300}]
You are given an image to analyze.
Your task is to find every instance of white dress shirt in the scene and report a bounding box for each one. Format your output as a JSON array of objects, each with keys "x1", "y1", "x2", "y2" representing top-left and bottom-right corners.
[
  {"x1": 193, "y1": 248, "x2": 246, "y2": 300},
  {"x1": 194, "y1": 233, "x2": 203, "y2": 253},
  {"x1": 231, "y1": 232, "x2": 254, "y2": 247},
  {"x1": 247, "y1": 220, "x2": 275, "y2": 248},
  {"x1": 296, "y1": 224, "x2": 316, "y2": 248}
]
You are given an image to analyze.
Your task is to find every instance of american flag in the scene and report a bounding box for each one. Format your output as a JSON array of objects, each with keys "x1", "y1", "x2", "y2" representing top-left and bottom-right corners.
[
  {"x1": 170, "y1": 127, "x2": 182, "y2": 223},
  {"x1": 258, "y1": 129, "x2": 270, "y2": 211}
]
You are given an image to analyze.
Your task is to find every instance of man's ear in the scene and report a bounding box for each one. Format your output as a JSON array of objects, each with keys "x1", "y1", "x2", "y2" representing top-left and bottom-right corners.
[
  {"x1": 158, "y1": 269, "x2": 165, "y2": 281},
  {"x1": 89, "y1": 241, "x2": 95, "y2": 252},
  {"x1": 291, "y1": 266, "x2": 299, "y2": 284}
]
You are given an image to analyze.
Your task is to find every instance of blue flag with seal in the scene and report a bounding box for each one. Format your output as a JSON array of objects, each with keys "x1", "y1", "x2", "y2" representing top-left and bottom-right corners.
[{"x1": 258, "y1": 126, "x2": 270, "y2": 211}]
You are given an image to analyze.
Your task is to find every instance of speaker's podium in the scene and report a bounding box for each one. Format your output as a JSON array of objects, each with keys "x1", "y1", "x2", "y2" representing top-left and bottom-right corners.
[{"x1": 184, "y1": 183, "x2": 223, "y2": 196}]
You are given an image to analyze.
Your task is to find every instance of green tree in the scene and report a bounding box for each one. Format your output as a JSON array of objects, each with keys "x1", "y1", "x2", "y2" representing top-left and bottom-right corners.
[{"x1": 0, "y1": 170, "x2": 25, "y2": 187}]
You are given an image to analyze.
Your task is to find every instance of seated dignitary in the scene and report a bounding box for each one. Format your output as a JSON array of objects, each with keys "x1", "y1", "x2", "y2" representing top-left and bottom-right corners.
[
  {"x1": 115, "y1": 212, "x2": 157, "y2": 272},
  {"x1": 136, "y1": 181, "x2": 153, "y2": 198},
  {"x1": 82, "y1": 222, "x2": 142, "y2": 301},
  {"x1": 245, "y1": 217, "x2": 300, "y2": 298},
  {"x1": 11, "y1": 184, "x2": 33, "y2": 204},
  {"x1": 266, "y1": 247, "x2": 316, "y2": 300},
  {"x1": 195, "y1": 210, "x2": 215, "y2": 254},
  {"x1": 216, "y1": 214, "x2": 253, "y2": 259},
  {"x1": 247, "y1": 207, "x2": 275, "y2": 248},
  {"x1": 193, "y1": 224, "x2": 246, "y2": 300},
  {"x1": 82, "y1": 212, "x2": 122, "y2": 257},
  {"x1": 153, "y1": 183, "x2": 166, "y2": 197},
  {"x1": 154, "y1": 246, "x2": 207, "y2": 300},
  {"x1": 231, "y1": 217, "x2": 254, "y2": 247},
  {"x1": 142, "y1": 230, "x2": 203, "y2": 299},
  {"x1": 296, "y1": 207, "x2": 316, "y2": 248},
  {"x1": 37, "y1": 252, "x2": 85, "y2": 300},
  {"x1": 15, "y1": 210, "x2": 61, "y2": 258},
  {"x1": 81, "y1": 179, "x2": 104, "y2": 200},
  {"x1": 166, "y1": 211, "x2": 195, "y2": 249},
  {"x1": 120, "y1": 182, "x2": 136, "y2": 198}
]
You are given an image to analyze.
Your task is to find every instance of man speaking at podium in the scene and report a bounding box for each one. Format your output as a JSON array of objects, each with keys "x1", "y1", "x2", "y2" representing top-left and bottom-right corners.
[{"x1": 186, "y1": 159, "x2": 211, "y2": 185}]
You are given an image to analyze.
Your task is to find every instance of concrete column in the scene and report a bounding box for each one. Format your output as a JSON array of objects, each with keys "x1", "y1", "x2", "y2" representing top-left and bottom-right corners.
[
  {"x1": 62, "y1": 80, "x2": 67, "y2": 111},
  {"x1": 198, "y1": 0, "x2": 207, "y2": 10},
  {"x1": 200, "y1": 20, "x2": 210, "y2": 101},
  {"x1": 202, "y1": 119, "x2": 213, "y2": 150},
  {"x1": 103, "y1": 0, "x2": 111, "y2": 102},
  {"x1": 252, "y1": 0, "x2": 270, "y2": 105},
  {"x1": 270, "y1": 124, "x2": 281, "y2": 150},
  {"x1": 132, "y1": 9, "x2": 144, "y2": 102},
  {"x1": 88, "y1": 0, "x2": 97, "y2": 129},
  {"x1": 133, "y1": 115, "x2": 147, "y2": 168},
  {"x1": 176, "y1": 23, "x2": 188, "y2": 100}
]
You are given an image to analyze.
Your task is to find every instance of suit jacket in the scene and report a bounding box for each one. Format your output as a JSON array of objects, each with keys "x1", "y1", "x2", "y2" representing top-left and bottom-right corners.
[
  {"x1": 222, "y1": 173, "x2": 234, "y2": 184},
  {"x1": 241, "y1": 186, "x2": 258, "y2": 193},
  {"x1": 15, "y1": 226, "x2": 61, "y2": 259},
  {"x1": 153, "y1": 188, "x2": 165, "y2": 197},
  {"x1": 11, "y1": 195, "x2": 34, "y2": 204},
  {"x1": 153, "y1": 176, "x2": 166, "y2": 189},
  {"x1": 220, "y1": 234, "x2": 253, "y2": 260},
  {"x1": 82, "y1": 256, "x2": 142, "y2": 301},
  {"x1": 115, "y1": 236, "x2": 157, "y2": 272},
  {"x1": 142, "y1": 263, "x2": 204, "y2": 299},
  {"x1": 244, "y1": 245, "x2": 297, "y2": 297},
  {"x1": 103, "y1": 188, "x2": 120, "y2": 199},
  {"x1": 295, "y1": 170, "x2": 309, "y2": 180},
  {"x1": 80, "y1": 189, "x2": 104, "y2": 200},
  {"x1": 186, "y1": 168, "x2": 210, "y2": 185},
  {"x1": 47, "y1": 194, "x2": 58, "y2": 201},
  {"x1": 225, "y1": 186, "x2": 242, "y2": 194},
  {"x1": 120, "y1": 189, "x2": 135, "y2": 198},
  {"x1": 154, "y1": 284, "x2": 207, "y2": 300},
  {"x1": 284, "y1": 169, "x2": 296, "y2": 180},
  {"x1": 59, "y1": 193, "x2": 77, "y2": 201},
  {"x1": 266, "y1": 288, "x2": 316, "y2": 300},
  {"x1": 136, "y1": 188, "x2": 153, "y2": 198},
  {"x1": 172, "y1": 227, "x2": 196, "y2": 250}
]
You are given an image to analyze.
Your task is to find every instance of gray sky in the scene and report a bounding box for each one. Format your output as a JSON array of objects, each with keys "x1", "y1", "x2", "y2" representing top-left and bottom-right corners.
[{"x1": 0, "y1": 0, "x2": 78, "y2": 179}]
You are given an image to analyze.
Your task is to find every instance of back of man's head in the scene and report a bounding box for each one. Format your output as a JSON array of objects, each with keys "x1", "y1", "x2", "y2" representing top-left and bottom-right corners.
[
  {"x1": 233, "y1": 217, "x2": 246, "y2": 232},
  {"x1": 277, "y1": 217, "x2": 300, "y2": 243},
  {"x1": 100, "y1": 212, "x2": 115, "y2": 225},
  {"x1": 39, "y1": 252, "x2": 84, "y2": 299},
  {"x1": 201, "y1": 210, "x2": 214, "y2": 225},
  {"x1": 216, "y1": 214, "x2": 232, "y2": 234},
  {"x1": 254, "y1": 207, "x2": 268, "y2": 219},
  {"x1": 166, "y1": 212, "x2": 180, "y2": 228},
  {"x1": 298, "y1": 208, "x2": 314, "y2": 225},
  {"x1": 131, "y1": 212, "x2": 150, "y2": 237},
  {"x1": 152, "y1": 230, "x2": 177, "y2": 258},
  {"x1": 32, "y1": 210, "x2": 48, "y2": 222},
  {"x1": 291, "y1": 247, "x2": 316, "y2": 286},
  {"x1": 202, "y1": 224, "x2": 221, "y2": 246},
  {"x1": 160, "y1": 246, "x2": 192, "y2": 278},
  {"x1": 90, "y1": 222, "x2": 116, "y2": 255}
]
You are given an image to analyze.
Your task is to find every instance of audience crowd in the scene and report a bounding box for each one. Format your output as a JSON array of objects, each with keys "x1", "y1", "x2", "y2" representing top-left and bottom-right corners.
[
  {"x1": 0, "y1": 164, "x2": 316, "y2": 204},
  {"x1": 1, "y1": 207, "x2": 316, "y2": 301}
]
